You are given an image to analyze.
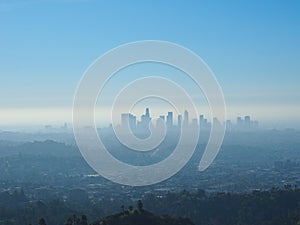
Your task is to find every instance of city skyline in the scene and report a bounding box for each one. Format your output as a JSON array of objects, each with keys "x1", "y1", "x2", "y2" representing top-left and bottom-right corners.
[
  {"x1": 0, "y1": 1, "x2": 299, "y2": 129},
  {"x1": 120, "y1": 108, "x2": 258, "y2": 131}
]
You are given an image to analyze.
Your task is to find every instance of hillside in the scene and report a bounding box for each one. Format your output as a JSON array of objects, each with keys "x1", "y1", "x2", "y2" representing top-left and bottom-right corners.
[{"x1": 92, "y1": 202, "x2": 194, "y2": 225}]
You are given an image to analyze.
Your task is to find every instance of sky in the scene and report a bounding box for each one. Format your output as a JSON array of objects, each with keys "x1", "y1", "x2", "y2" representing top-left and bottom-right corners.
[{"x1": 0, "y1": 0, "x2": 299, "y2": 129}]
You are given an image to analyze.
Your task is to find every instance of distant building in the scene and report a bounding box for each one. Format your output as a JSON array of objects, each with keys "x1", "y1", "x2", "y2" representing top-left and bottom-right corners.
[
  {"x1": 119, "y1": 108, "x2": 259, "y2": 133},
  {"x1": 252, "y1": 120, "x2": 259, "y2": 128},
  {"x1": 177, "y1": 115, "x2": 182, "y2": 127},
  {"x1": 138, "y1": 108, "x2": 151, "y2": 130},
  {"x1": 183, "y1": 110, "x2": 189, "y2": 126},
  {"x1": 156, "y1": 115, "x2": 165, "y2": 128},
  {"x1": 199, "y1": 114, "x2": 209, "y2": 129},
  {"x1": 191, "y1": 118, "x2": 198, "y2": 128},
  {"x1": 145, "y1": 108, "x2": 150, "y2": 118},
  {"x1": 235, "y1": 115, "x2": 259, "y2": 130},
  {"x1": 121, "y1": 113, "x2": 136, "y2": 131},
  {"x1": 166, "y1": 112, "x2": 173, "y2": 128},
  {"x1": 237, "y1": 116, "x2": 243, "y2": 129},
  {"x1": 244, "y1": 116, "x2": 251, "y2": 129}
]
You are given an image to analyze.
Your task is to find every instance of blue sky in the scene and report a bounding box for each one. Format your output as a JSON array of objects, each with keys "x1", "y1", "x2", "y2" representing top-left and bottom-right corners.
[{"x1": 0, "y1": 0, "x2": 299, "y2": 129}]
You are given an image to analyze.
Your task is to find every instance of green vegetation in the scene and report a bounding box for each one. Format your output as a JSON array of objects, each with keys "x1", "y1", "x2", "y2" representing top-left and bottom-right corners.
[
  {"x1": 2, "y1": 187, "x2": 300, "y2": 225},
  {"x1": 91, "y1": 201, "x2": 194, "y2": 225},
  {"x1": 144, "y1": 187, "x2": 300, "y2": 225}
]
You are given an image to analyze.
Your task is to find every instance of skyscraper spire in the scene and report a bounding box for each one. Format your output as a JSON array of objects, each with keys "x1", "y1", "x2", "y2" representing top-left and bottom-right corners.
[
  {"x1": 183, "y1": 110, "x2": 189, "y2": 126},
  {"x1": 145, "y1": 108, "x2": 150, "y2": 118}
]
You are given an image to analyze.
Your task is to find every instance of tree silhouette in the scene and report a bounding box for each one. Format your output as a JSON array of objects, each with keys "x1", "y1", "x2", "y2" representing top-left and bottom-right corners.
[
  {"x1": 80, "y1": 215, "x2": 88, "y2": 225},
  {"x1": 121, "y1": 205, "x2": 125, "y2": 214},
  {"x1": 137, "y1": 200, "x2": 143, "y2": 212},
  {"x1": 66, "y1": 217, "x2": 72, "y2": 225},
  {"x1": 39, "y1": 218, "x2": 46, "y2": 225}
]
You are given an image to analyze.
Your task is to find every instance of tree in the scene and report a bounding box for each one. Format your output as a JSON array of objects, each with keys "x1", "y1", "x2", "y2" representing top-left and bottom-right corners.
[
  {"x1": 39, "y1": 218, "x2": 46, "y2": 225},
  {"x1": 80, "y1": 215, "x2": 88, "y2": 225},
  {"x1": 137, "y1": 200, "x2": 143, "y2": 212},
  {"x1": 65, "y1": 217, "x2": 72, "y2": 225}
]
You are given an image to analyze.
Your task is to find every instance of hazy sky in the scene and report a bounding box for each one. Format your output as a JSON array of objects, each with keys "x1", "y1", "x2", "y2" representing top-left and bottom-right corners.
[{"x1": 0, "y1": 0, "x2": 299, "y2": 129}]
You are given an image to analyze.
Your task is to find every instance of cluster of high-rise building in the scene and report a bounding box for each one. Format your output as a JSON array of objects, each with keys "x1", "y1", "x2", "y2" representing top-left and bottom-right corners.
[
  {"x1": 120, "y1": 108, "x2": 259, "y2": 132},
  {"x1": 121, "y1": 108, "x2": 206, "y2": 131},
  {"x1": 225, "y1": 116, "x2": 259, "y2": 130}
]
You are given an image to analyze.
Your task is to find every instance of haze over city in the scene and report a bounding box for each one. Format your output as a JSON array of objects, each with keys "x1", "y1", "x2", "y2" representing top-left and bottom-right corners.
[{"x1": 0, "y1": 1, "x2": 299, "y2": 130}]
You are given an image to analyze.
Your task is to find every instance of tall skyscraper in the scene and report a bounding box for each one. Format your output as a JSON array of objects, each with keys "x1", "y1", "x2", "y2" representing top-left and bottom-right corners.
[
  {"x1": 145, "y1": 108, "x2": 150, "y2": 118},
  {"x1": 166, "y1": 112, "x2": 173, "y2": 128},
  {"x1": 237, "y1": 116, "x2": 243, "y2": 129},
  {"x1": 183, "y1": 110, "x2": 189, "y2": 126},
  {"x1": 199, "y1": 114, "x2": 205, "y2": 128},
  {"x1": 225, "y1": 120, "x2": 232, "y2": 130},
  {"x1": 137, "y1": 108, "x2": 151, "y2": 133},
  {"x1": 237, "y1": 116, "x2": 242, "y2": 123},
  {"x1": 244, "y1": 115, "x2": 251, "y2": 129},
  {"x1": 178, "y1": 114, "x2": 182, "y2": 127},
  {"x1": 140, "y1": 108, "x2": 151, "y2": 126}
]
